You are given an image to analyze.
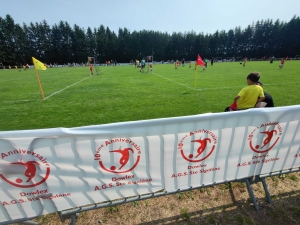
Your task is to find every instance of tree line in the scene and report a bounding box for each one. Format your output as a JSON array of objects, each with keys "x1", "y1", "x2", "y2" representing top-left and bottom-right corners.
[{"x1": 0, "y1": 14, "x2": 299, "y2": 66}]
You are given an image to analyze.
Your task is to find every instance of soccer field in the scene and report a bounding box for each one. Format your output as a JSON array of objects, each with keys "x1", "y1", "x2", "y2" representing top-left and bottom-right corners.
[{"x1": 1, "y1": 60, "x2": 300, "y2": 131}]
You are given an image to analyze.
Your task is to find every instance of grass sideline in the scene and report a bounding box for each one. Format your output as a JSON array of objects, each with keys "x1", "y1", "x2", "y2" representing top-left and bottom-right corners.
[
  {"x1": 2, "y1": 61, "x2": 300, "y2": 224},
  {"x1": 17, "y1": 173, "x2": 300, "y2": 225},
  {"x1": 1, "y1": 60, "x2": 300, "y2": 131}
]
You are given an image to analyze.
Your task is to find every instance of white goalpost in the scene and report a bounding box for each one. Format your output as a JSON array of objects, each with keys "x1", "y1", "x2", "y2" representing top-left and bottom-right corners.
[
  {"x1": 215, "y1": 57, "x2": 223, "y2": 62},
  {"x1": 294, "y1": 55, "x2": 300, "y2": 60},
  {"x1": 88, "y1": 57, "x2": 99, "y2": 75},
  {"x1": 145, "y1": 55, "x2": 153, "y2": 73}
]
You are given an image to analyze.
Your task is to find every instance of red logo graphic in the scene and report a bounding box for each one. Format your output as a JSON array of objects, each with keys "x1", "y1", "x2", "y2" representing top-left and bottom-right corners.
[
  {"x1": 178, "y1": 129, "x2": 217, "y2": 162},
  {"x1": 248, "y1": 122, "x2": 282, "y2": 153},
  {"x1": 94, "y1": 138, "x2": 141, "y2": 174},
  {"x1": 0, "y1": 150, "x2": 50, "y2": 188}
]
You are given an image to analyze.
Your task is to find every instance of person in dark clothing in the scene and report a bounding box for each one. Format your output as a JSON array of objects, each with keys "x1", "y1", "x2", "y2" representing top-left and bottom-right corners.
[{"x1": 255, "y1": 81, "x2": 274, "y2": 107}]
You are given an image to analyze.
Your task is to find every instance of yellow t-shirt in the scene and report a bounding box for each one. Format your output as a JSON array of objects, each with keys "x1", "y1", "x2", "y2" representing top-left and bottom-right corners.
[{"x1": 237, "y1": 85, "x2": 264, "y2": 109}]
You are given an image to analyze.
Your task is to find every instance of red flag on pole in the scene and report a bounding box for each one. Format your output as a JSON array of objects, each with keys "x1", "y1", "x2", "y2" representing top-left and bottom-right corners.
[{"x1": 196, "y1": 54, "x2": 205, "y2": 66}]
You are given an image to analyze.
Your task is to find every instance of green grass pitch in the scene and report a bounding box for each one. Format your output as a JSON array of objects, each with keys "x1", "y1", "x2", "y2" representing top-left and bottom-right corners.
[{"x1": 1, "y1": 60, "x2": 299, "y2": 131}]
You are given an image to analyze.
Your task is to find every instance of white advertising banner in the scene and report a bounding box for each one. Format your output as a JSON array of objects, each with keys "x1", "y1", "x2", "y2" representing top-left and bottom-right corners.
[{"x1": 0, "y1": 105, "x2": 300, "y2": 223}]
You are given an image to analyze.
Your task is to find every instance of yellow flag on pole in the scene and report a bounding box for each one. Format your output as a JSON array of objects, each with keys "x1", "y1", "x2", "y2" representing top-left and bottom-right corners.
[
  {"x1": 32, "y1": 57, "x2": 46, "y2": 99},
  {"x1": 32, "y1": 57, "x2": 47, "y2": 70}
]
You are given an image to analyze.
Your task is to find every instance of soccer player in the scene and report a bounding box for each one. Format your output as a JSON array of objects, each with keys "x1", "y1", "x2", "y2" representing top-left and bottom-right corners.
[
  {"x1": 243, "y1": 58, "x2": 247, "y2": 67},
  {"x1": 140, "y1": 58, "x2": 145, "y2": 72},
  {"x1": 279, "y1": 58, "x2": 285, "y2": 69},
  {"x1": 202, "y1": 61, "x2": 207, "y2": 71},
  {"x1": 89, "y1": 64, "x2": 93, "y2": 76},
  {"x1": 205, "y1": 59, "x2": 209, "y2": 67}
]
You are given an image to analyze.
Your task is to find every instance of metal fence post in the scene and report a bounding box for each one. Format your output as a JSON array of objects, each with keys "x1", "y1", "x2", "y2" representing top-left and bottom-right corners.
[{"x1": 245, "y1": 178, "x2": 259, "y2": 210}]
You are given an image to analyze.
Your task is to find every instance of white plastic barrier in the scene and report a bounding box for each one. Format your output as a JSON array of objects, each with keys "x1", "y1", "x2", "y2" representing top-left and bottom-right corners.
[{"x1": 1, "y1": 105, "x2": 300, "y2": 224}]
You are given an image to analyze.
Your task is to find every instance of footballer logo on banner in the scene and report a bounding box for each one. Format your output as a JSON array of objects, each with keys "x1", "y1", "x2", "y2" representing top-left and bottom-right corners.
[
  {"x1": 248, "y1": 122, "x2": 282, "y2": 153},
  {"x1": 0, "y1": 149, "x2": 50, "y2": 188},
  {"x1": 178, "y1": 129, "x2": 217, "y2": 162},
  {"x1": 94, "y1": 138, "x2": 141, "y2": 174}
]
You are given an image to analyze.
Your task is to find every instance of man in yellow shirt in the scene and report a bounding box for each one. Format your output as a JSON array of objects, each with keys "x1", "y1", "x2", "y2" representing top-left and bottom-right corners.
[{"x1": 233, "y1": 72, "x2": 264, "y2": 110}]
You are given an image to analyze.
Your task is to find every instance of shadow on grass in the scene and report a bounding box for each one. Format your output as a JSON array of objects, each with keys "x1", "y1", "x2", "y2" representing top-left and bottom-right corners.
[{"x1": 137, "y1": 188, "x2": 300, "y2": 225}]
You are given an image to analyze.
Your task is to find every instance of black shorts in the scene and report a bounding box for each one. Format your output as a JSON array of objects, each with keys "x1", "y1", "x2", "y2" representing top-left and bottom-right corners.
[{"x1": 263, "y1": 93, "x2": 274, "y2": 107}]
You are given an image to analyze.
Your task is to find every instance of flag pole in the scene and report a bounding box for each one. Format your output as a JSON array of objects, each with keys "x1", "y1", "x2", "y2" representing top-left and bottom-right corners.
[
  {"x1": 194, "y1": 65, "x2": 198, "y2": 89},
  {"x1": 32, "y1": 57, "x2": 45, "y2": 99},
  {"x1": 35, "y1": 70, "x2": 45, "y2": 99}
]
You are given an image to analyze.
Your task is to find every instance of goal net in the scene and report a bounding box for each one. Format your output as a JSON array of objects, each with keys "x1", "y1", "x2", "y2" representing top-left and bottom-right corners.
[
  {"x1": 214, "y1": 57, "x2": 223, "y2": 62},
  {"x1": 226, "y1": 57, "x2": 235, "y2": 62},
  {"x1": 294, "y1": 55, "x2": 300, "y2": 60}
]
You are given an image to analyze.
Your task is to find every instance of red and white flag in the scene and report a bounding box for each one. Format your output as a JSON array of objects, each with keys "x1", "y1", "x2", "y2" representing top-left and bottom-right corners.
[{"x1": 196, "y1": 54, "x2": 205, "y2": 66}]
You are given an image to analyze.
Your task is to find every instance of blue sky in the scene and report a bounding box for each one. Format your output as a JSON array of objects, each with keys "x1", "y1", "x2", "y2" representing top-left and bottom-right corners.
[{"x1": 1, "y1": 0, "x2": 299, "y2": 35}]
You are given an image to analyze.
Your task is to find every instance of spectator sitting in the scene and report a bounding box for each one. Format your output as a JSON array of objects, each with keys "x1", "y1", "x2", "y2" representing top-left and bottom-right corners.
[
  {"x1": 255, "y1": 81, "x2": 274, "y2": 107},
  {"x1": 233, "y1": 72, "x2": 265, "y2": 110}
]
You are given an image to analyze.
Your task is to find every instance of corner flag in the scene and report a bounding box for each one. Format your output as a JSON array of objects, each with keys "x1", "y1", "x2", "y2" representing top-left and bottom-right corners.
[
  {"x1": 32, "y1": 57, "x2": 47, "y2": 70},
  {"x1": 32, "y1": 57, "x2": 46, "y2": 99},
  {"x1": 196, "y1": 54, "x2": 205, "y2": 66},
  {"x1": 194, "y1": 54, "x2": 205, "y2": 89}
]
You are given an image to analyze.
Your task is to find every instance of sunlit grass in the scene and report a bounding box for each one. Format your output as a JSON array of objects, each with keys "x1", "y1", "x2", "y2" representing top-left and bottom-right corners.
[{"x1": 1, "y1": 60, "x2": 299, "y2": 131}]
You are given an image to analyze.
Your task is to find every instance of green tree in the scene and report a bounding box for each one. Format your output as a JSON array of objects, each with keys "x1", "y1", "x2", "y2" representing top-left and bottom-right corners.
[
  {"x1": 281, "y1": 15, "x2": 300, "y2": 57},
  {"x1": 0, "y1": 16, "x2": 6, "y2": 64},
  {"x1": 13, "y1": 23, "x2": 27, "y2": 65},
  {"x1": 95, "y1": 25, "x2": 107, "y2": 63},
  {"x1": 72, "y1": 24, "x2": 88, "y2": 64},
  {"x1": 1, "y1": 14, "x2": 300, "y2": 65},
  {"x1": 105, "y1": 27, "x2": 118, "y2": 62},
  {"x1": 86, "y1": 27, "x2": 96, "y2": 61},
  {"x1": 1, "y1": 15, "x2": 17, "y2": 65},
  {"x1": 117, "y1": 27, "x2": 131, "y2": 62}
]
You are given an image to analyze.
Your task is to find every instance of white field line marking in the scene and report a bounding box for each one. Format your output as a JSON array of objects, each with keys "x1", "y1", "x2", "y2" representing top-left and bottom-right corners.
[
  {"x1": 44, "y1": 77, "x2": 90, "y2": 100},
  {"x1": 153, "y1": 72, "x2": 195, "y2": 90},
  {"x1": 0, "y1": 66, "x2": 110, "y2": 83},
  {"x1": 2, "y1": 68, "x2": 110, "y2": 102},
  {"x1": 152, "y1": 72, "x2": 300, "y2": 91},
  {"x1": 197, "y1": 82, "x2": 300, "y2": 91},
  {"x1": 97, "y1": 67, "x2": 110, "y2": 73},
  {"x1": 44, "y1": 67, "x2": 110, "y2": 100}
]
